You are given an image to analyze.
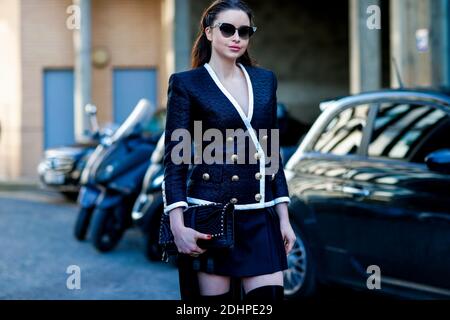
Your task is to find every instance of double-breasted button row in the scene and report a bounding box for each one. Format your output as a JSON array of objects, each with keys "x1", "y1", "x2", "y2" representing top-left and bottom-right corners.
[
  {"x1": 201, "y1": 171, "x2": 271, "y2": 182},
  {"x1": 228, "y1": 172, "x2": 267, "y2": 181},
  {"x1": 229, "y1": 153, "x2": 264, "y2": 162},
  {"x1": 227, "y1": 135, "x2": 266, "y2": 143},
  {"x1": 201, "y1": 173, "x2": 275, "y2": 182},
  {"x1": 230, "y1": 195, "x2": 262, "y2": 203}
]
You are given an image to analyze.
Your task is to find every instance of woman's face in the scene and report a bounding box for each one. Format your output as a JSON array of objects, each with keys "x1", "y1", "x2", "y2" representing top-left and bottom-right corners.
[{"x1": 205, "y1": 9, "x2": 251, "y2": 61}]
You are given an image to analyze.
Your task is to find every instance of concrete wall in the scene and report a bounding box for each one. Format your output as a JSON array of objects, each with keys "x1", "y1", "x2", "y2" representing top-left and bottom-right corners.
[
  {"x1": 0, "y1": 0, "x2": 22, "y2": 180},
  {"x1": 391, "y1": 0, "x2": 450, "y2": 88},
  {"x1": 189, "y1": 0, "x2": 350, "y2": 125}
]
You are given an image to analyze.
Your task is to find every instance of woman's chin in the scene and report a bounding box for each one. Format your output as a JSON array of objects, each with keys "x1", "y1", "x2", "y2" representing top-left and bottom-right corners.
[{"x1": 222, "y1": 51, "x2": 243, "y2": 61}]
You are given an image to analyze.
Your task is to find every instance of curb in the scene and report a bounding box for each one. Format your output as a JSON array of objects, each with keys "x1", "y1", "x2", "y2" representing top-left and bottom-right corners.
[{"x1": 0, "y1": 180, "x2": 39, "y2": 191}]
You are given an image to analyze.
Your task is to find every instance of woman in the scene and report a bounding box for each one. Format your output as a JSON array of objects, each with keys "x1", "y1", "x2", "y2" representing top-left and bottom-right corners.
[{"x1": 162, "y1": 0, "x2": 296, "y2": 302}]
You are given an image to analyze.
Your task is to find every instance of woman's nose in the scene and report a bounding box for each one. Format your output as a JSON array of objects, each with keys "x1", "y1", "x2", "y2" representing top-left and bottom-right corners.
[{"x1": 232, "y1": 30, "x2": 240, "y2": 41}]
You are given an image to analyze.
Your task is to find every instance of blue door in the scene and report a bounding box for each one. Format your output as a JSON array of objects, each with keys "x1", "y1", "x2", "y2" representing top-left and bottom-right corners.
[
  {"x1": 113, "y1": 69, "x2": 157, "y2": 124},
  {"x1": 43, "y1": 70, "x2": 75, "y2": 149}
]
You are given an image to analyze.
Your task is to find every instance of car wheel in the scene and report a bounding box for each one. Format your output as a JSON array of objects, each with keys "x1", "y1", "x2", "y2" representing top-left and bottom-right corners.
[
  {"x1": 283, "y1": 223, "x2": 317, "y2": 299},
  {"x1": 74, "y1": 207, "x2": 93, "y2": 241},
  {"x1": 90, "y1": 208, "x2": 125, "y2": 252}
]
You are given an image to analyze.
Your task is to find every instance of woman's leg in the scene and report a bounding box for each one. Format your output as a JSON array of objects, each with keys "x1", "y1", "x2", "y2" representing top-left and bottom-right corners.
[
  {"x1": 198, "y1": 272, "x2": 231, "y2": 295},
  {"x1": 242, "y1": 271, "x2": 284, "y2": 302},
  {"x1": 197, "y1": 272, "x2": 233, "y2": 302}
]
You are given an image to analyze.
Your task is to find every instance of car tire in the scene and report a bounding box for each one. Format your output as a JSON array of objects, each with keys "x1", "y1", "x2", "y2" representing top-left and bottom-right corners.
[
  {"x1": 90, "y1": 207, "x2": 125, "y2": 252},
  {"x1": 283, "y1": 223, "x2": 317, "y2": 299},
  {"x1": 74, "y1": 207, "x2": 93, "y2": 241}
]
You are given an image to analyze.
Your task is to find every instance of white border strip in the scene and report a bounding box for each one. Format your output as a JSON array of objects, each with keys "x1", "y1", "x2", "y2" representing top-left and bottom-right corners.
[{"x1": 187, "y1": 196, "x2": 290, "y2": 210}]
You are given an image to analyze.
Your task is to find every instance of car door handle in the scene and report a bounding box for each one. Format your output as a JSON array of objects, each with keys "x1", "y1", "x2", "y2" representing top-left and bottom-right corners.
[
  {"x1": 418, "y1": 212, "x2": 450, "y2": 223},
  {"x1": 341, "y1": 186, "x2": 370, "y2": 197}
]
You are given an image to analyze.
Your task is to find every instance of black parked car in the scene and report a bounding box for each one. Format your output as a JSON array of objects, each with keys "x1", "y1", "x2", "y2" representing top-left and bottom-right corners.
[{"x1": 283, "y1": 89, "x2": 450, "y2": 299}]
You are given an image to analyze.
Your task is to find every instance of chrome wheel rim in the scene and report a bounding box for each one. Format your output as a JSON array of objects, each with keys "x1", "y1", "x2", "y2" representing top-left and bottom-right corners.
[{"x1": 283, "y1": 231, "x2": 308, "y2": 296}]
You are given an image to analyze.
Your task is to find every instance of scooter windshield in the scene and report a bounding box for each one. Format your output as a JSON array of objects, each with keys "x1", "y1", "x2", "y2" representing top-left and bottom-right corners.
[{"x1": 111, "y1": 99, "x2": 155, "y2": 143}]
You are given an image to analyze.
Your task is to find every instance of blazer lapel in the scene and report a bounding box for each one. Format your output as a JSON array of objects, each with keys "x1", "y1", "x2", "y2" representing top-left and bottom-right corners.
[{"x1": 203, "y1": 63, "x2": 254, "y2": 125}]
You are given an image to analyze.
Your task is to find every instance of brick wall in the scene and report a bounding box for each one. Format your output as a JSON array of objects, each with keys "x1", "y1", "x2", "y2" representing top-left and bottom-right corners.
[{"x1": 5, "y1": 0, "x2": 163, "y2": 180}]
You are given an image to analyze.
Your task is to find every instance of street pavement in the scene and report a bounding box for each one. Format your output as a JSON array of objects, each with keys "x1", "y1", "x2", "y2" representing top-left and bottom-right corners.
[{"x1": 0, "y1": 189, "x2": 180, "y2": 300}]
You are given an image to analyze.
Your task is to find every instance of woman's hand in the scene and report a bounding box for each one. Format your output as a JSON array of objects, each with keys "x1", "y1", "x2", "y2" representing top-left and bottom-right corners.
[
  {"x1": 274, "y1": 203, "x2": 296, "y2": 255},
  {"x1": 172, "y1": 225, "x2": 212, "y2": 256},
  {"x1": 169, "y1": 208, "x2": 212, "y2": 257},
  {"x1": 280, "y1": 220, "x2": 296, "y2": 255}
]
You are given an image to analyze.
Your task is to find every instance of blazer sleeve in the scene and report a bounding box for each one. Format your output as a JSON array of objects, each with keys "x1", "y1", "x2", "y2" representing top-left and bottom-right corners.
[
  {"x1": 271, "y1": 71, "x2": 291, "y2": 205},
  {"x1": 162, "y1": 73, "x2": 192, "y2": 214}
]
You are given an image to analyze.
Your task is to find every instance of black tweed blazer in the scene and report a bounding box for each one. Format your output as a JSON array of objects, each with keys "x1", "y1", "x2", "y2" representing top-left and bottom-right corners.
[{"x1": 162, "y1": 62, "x2": 290, "y2": 214}]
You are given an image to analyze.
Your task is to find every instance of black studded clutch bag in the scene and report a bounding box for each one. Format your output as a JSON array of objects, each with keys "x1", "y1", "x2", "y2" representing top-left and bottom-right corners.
[{"x1": 158, "y1": 202, "x2": 235, "y2": 261}]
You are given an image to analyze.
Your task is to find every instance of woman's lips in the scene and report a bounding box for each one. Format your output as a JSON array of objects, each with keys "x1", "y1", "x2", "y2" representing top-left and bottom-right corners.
[{"x1": 229, "y1": 46, "x2": 241, "y2": 51}]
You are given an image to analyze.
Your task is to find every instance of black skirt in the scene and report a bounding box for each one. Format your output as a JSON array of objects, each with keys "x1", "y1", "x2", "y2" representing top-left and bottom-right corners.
[{"x1": 178, "y1": 205, "x2": 289, "y2": 278}]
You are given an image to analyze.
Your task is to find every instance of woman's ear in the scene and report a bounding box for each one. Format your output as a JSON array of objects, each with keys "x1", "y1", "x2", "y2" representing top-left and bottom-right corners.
[{"x1": 205, "y1": 27, "x2": 212, "y2": 42}]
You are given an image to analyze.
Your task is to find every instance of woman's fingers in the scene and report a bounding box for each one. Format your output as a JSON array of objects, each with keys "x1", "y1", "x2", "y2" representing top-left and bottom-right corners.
[
  {"x1": 193, "y1": 245, "x2": 207, "y2": 254},
  {"x1": 187, "y1": 246, "x2": 206, "y2": 256},
  {"x1": 195, "y1": 231, "x2": 212, "y2": 241},
  {"x1": 284, "y1": 235, "x2": 295, "y2": 255}
]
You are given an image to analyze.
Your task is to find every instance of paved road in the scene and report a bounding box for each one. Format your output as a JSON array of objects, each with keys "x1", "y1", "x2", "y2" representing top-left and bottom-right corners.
[
  {"x1": 0, "y1": 189, "x2": 180, "y2": 300},
  {"x1": 0, "y1": 189, "x2": 391, "y2": 301}
]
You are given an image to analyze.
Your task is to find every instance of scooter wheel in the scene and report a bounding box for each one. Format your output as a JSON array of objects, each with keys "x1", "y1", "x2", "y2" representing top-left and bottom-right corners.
[
  {"x1": 74, "y1": 207, "x2": 94, "y2": 241},
  {"x1": 90, "y1": 208, "x2": 125, "y2": 252},
  {"x1": 145, "y1": 233, "x2": 163, "y2": 262}
]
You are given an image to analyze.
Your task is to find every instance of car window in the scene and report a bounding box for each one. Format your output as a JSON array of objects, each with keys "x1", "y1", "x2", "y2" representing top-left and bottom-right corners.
[
  {"x1": 368, "y1": 103, "x2": 450, "y2": 163},
  {"x1": 312, "y1": 104, "x2": 370, "y2": 155}
]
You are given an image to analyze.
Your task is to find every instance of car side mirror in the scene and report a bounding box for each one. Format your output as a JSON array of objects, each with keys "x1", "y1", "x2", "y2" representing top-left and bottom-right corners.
[{"x1": 425, "y1": 149, "x2": 450, "y2": 174}]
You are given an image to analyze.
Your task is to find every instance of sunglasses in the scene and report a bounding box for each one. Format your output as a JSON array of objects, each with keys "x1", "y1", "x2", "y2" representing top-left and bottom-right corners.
[{"x1": 210, "y1": 22, "x2": 257, "y2": 40}]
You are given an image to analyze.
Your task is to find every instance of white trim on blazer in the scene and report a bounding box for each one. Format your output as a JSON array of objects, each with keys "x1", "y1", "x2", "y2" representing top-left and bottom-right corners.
[
  {"x1": 203, "y1": 62, "x2": 266, "y2": 206},
  {"x1": 187, "y1": 196, "x2": 291, "y2": 210}
]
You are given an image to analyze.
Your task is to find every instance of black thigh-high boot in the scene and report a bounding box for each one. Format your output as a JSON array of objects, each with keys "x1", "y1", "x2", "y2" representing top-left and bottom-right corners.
[
  {"x1": 177, "y1": 255, "x2": 200, "y2": 302},
  {"x1": 199, "y1": 290, "x2": 233, "y2": 303},
  {"x1": 243, "y1": 285, "x2": 285, "y2": 303}
]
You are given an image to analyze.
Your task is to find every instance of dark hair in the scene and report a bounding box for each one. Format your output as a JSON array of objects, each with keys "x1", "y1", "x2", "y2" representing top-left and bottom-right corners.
[{"x1": 191, "y1": 0, "x2": 257, "y2": 69}]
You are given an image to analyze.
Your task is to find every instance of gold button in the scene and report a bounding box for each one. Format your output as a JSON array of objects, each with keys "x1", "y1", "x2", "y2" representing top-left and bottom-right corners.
[
  {"x1": 255, "y1": 193, "x2": 262, "y2": 201},
  {"x1": 271, "y1": 173, "x2": 276, "y2": 181},
  {"x1": 231, "y1": 175, "x2": 239, "y2": 182},
  {"x1": 230, "y1": 198, "x2": 238, "y2": 204},
  {"x1": 231, "y1": 154, "x2": 239, "y2": 162},
  {"x1": 255, "y1": 172, "x2": 262, "y2": 180},
  {"x1": 254, "y1": 152, "x2": 261, "y2": 160},
  {"x1": 202, "y1": 173, "x2": 210, "y2": 181}
]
